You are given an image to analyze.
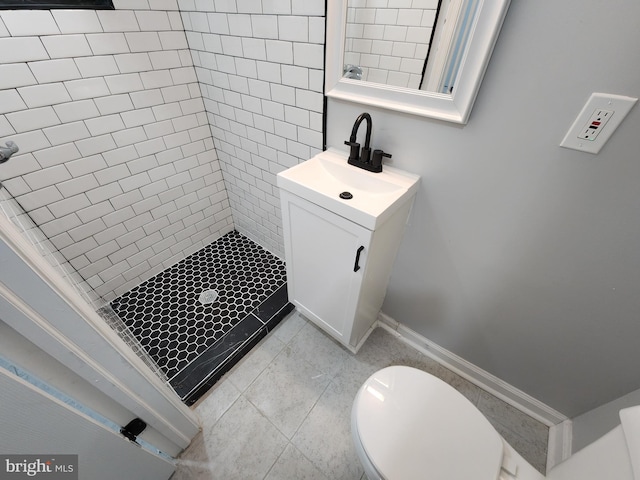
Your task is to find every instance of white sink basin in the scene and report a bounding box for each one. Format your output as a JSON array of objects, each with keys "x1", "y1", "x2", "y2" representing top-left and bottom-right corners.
[{"x1": 277, "y1": 148, "x2": 420, "y2": 230}]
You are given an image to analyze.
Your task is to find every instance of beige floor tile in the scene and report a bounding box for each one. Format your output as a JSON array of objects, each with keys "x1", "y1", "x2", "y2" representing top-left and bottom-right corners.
[
  {"x1": 173, "y1": 316, "x2": 550, "y2": 480},
  {"x1": 200, "y1": 396, "x2": 288, "y2": 480},
  {"x1": 367, "y1": 327, "x2": 483, "y2": 404},
  {"x1": 292, "y1": 381, "x2": 364, "y2": 480},
  {"x1": 171, "y1": 433, "x2": 214, "y2": 480},
  {"x1": 477, "y1": 389, "x2": 549, "y2": 472},
  {"x1": 192, "y1": 375, "x2": 241, "y2": 426},
  {"x1": 264, "y1": 444, "x2": 330, "y2": 480},
  {"x1": 492, "y1": 420, "x2": 548, "y2": 473},
  {"x1": 245, "y1": 345, "x2": 331, "y2": 438},
  {"x1": 227, "y1": 331, "x2": 285, "y2": 392},
  {"x1": 477, "y1": 389, "x2": 549, "y2": 443},
  {"x1": 331, "y1": 334, "x2": 398, "y2": 398},
  {"x1": 288, "y1": 321, "x2": 351, "y2": 379},
  {"x1": 271, "y1": 310, "x2": 307, "y2": 343}
]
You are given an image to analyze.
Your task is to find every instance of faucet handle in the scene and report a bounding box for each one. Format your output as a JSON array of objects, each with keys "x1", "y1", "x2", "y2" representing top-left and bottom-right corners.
[
  {"x1": 0, "y1": 141, "x2": 19, "y2": 164},
  {"x1": 371, "y1": 149, "x2": 391, "y2": 169},
  {"x1": 5, "y1": 141, "x2": 18, "y2": 154},
  {"x1": 344, "y1": 140, "x2": 360, "y2": 163}
]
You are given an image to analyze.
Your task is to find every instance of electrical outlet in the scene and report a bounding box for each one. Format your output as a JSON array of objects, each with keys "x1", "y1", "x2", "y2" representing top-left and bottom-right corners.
[
  {"x1": 577, "y1": 109, "x2": 613, "y2": 141},
  {"x1": 560, "y1": 93, "x2": 637, "y2": 154}
]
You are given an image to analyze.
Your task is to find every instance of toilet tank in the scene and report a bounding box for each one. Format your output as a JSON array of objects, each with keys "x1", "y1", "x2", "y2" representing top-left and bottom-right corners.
[{"x1": 547, "y1": 406, "x2": 639, "y2": 480}]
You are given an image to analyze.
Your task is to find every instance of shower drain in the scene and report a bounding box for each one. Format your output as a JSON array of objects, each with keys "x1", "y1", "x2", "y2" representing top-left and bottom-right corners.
[{"x1": 198, "y1": 289, "x2": 218, "y2": 305}]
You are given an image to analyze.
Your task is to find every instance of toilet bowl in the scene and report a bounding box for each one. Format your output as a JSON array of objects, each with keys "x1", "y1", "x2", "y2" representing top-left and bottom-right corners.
[{"x1": 352, "y1": 366, "x2": 638, "y2": 480}]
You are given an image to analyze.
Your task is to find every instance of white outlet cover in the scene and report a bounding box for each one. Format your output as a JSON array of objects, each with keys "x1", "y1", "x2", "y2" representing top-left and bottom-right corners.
[{"x1": 560, "y1": 93, "x2": 637, "y2": 154}]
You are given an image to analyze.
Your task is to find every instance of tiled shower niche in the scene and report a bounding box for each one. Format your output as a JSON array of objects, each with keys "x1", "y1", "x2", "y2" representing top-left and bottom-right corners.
[{"x1": 109, "y1": 230, "x2": 293, "y2": 405}]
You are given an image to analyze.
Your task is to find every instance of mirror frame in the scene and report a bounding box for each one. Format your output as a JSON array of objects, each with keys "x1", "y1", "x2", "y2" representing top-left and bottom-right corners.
[{"x1": 325, "y1": 0, "x2": 512, "y2": 124}]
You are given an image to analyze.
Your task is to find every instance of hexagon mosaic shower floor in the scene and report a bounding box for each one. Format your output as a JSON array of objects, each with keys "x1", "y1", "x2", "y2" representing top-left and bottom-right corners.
[{"x1": 109, "y1": 231, "x2": 293, "y2": 405}]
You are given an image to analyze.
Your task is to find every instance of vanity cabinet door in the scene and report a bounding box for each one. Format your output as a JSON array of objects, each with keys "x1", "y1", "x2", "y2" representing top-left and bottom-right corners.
[{"x1": 281, "y1": 191, "x2": 372, "y2": 345}]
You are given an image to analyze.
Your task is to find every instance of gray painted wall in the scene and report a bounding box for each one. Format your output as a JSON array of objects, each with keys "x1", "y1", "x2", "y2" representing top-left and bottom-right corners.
[
  {"x1": 572, "y1": 387, "x2": 640, "y2": 452},
  {"x1": 326, "y1": 0, "x2": 640, "y2": 417}
]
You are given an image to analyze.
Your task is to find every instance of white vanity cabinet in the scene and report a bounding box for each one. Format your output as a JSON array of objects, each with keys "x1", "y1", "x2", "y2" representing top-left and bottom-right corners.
[
  {"x1": 277, "y1": 149, "x2": 419, "y2": 352},
  {"x1": 280, "y1": 190, "x2": 415, "y2": 352}
]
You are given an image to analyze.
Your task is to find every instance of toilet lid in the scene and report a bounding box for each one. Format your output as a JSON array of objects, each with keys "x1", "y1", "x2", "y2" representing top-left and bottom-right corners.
[{"x1": 354, "y1": 366, "x2": 504, "y2": 480}]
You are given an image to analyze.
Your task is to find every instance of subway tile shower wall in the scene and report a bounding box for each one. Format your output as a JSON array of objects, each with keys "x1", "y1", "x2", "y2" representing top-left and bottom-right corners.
[
  {"x1": 179, "y1": 0, "x2": 325, "y2": 256},
  {"x1": 0, "y1": 1, "x2": 325, "y2": 303},
  {"x1": 344, "y1": 0, "x2": 438, "y2": 88},
  {"x1": 0, "y1": 2, "x2": 233, "y2": 304}
]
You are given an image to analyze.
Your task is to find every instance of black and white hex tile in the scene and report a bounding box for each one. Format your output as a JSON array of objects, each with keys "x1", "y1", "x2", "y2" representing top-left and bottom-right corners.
[{"x1": 109, "y1": 230, "x2": 293, "y2": 405}]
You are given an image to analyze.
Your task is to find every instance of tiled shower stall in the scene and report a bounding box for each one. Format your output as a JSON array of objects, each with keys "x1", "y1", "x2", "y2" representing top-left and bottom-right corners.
[
  {"x1": 0, "y1": 0, "x2": 325, "y2": 402},
  {"x1": 344, "y1": 0, "x2": 438, "y2": 88}
]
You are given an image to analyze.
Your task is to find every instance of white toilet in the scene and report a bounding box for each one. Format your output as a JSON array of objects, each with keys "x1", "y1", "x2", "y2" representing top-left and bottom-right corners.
[{"x1": 352, "y1": 366, "x2": 639, "y2": 480}]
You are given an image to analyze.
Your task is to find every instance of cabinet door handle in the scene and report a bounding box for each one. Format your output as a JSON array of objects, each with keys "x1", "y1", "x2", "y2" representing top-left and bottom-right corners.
[{"x1": 353, "y1": 246, "x2": 365, "y2": 272}]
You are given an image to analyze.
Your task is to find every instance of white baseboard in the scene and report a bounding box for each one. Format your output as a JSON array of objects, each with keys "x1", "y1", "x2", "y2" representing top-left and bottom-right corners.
[
  {"x1": 377, "y1": 312, "x2": 573, "y2": 468},
  {"x1": 547, "y1": 419, "x2": 573, "y2": 470}
]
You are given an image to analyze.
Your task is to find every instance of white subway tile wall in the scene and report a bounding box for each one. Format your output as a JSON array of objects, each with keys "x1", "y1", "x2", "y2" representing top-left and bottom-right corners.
[
  {"x1": 344, "y1": 0, "x2": 437, "y2": 88},
  {"x1": 178, "y1": 0, "x2": 325, "y2": 255},
  {"x1": 0, "y1": 2, "x2": 234, "y2": 303}
]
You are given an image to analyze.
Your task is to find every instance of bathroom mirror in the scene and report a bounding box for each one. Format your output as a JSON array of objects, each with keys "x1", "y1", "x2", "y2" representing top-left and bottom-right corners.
[{"x1": 325, "y1": 0, "x2": 511, "y2": 124}]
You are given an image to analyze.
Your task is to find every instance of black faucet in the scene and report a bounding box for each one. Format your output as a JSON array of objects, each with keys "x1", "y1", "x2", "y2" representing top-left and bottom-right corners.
[
  {"x1": 344, "y1": 113, "x2": 390, "y2": 173},
  {"x1": 344, "y1": 112, "x2": 371, "y2": 165}
]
